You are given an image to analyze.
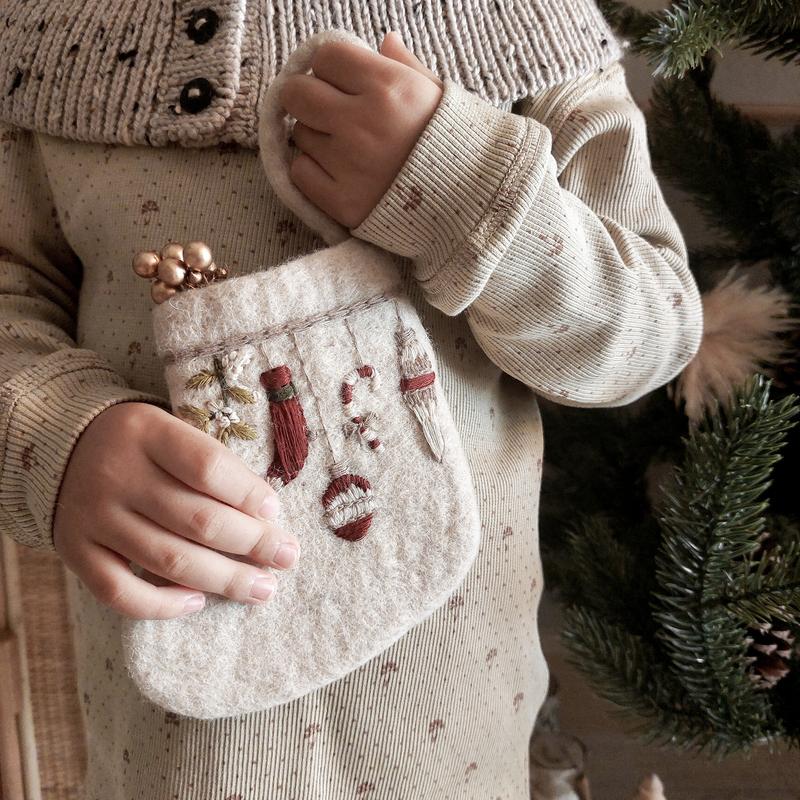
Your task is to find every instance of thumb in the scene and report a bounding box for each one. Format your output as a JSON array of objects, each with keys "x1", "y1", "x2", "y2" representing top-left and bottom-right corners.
[{"x1": 380, "y1": 31, "x2": 444, "y2": 88}]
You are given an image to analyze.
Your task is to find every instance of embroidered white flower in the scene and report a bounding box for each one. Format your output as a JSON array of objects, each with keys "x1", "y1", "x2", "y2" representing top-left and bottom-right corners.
[
  {"x1": 208, "y1": 401, "x2": 239, "y2": 429},
  {"x1": 220, "y1": 350, "x2": 251, "y2": 383}
]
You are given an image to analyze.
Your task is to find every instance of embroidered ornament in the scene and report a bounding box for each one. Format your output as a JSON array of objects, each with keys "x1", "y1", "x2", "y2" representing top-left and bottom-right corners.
[
  {"x1": 322, "y1": 462, "x2": 375, "y2": 542},
  {"x1": 396, "y1": 326, "x2": 445, "y2": 461},
  {"x1": 341, "y1": 365, "x2": 383, "y2": 453},
  {"x1": 259, "y1": 365, "x2": 309, "y2": 487},
  {"x1": 133, "y1": 241, "x2": 227, "y2": 303}
]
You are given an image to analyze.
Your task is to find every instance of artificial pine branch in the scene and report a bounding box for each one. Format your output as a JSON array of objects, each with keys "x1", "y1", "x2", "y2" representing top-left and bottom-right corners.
[
  {"x1": 723, "y1": 541, "x2": 800, "y2": 630},
  {"x1": 558, "y1": 380, "x2": 800, "y2": 754},
  {"x1": 633, "y1": 17, "x2": 800, "y2": 301},
  {"x1": 594, "y1": 0, "x2": 658, "y2": 50},
  {"x1": 740, "y1": 26, "x2": 800, "y2": 65},
  {"x1": 724, "y1": 0, "x2": 800, "y2": 65},
  {"x1": 648, "y1": 65, "x2": 787, "y2": 264},
  {"x1": 551, "y1": 2, "x2": 800, "y2": 756},
  {"x1": 652, "y1": 378, "x2": 798, "y2": 746},
  {"x1": 770, "y1": 125, "x2": 800, "y2": 247},
  {"x1": 601, "y1": 1, "x2": 800, "y2": 77},
  {"x1": 562, "y1": 516, "x2": 657, "y2": 637},
  {"x1": 561, "y1": 608, "x2": 716, "y2": 749},
  {"x1": 642, "y1": 1, "x2": 733, "y2": 76}
]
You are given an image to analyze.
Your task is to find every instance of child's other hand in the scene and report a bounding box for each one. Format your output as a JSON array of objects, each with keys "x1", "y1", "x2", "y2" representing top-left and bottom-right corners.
[
  {"x1": 280, "y1": 32, "x2": 444, "y2": 229},
  {"x1": 53, "y1": 403, "x2": 299, "y2": 620}
]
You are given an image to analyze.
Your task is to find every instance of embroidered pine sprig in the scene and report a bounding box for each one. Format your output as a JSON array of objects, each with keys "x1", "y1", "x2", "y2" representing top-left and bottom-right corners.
[
  {"x1": 227, "y1": 385, "x2": 256, "y2": 404},
  {"x1": 177, "y1": 404, "x2": 213, "y2": 434},
  {"x1": 218, "y1": 421, "x2": 259, "y2": 447},
  {"x1": 185, "y1": 370, "x2": 217, "y2": 390},
  {"x1": 180, "y1": 355, "x2": 257, "y2": 444}
]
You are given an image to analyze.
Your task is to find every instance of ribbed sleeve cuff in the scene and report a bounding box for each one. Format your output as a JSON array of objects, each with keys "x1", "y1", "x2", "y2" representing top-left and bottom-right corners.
[
  {"x1": 0, "y1": 350, "x2": 167, "y2": 551},
  {"x1": 354, "y1": 80, "x2": 548, "y2": 315}
]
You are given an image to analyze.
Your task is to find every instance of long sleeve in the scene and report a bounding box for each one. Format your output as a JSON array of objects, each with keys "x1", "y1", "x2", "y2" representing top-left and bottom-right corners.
[
  {"x1": 0, "y1": 125, "x2": 165, "y2": 550},
  {"x1": 354, "y1": 62, "x2": 703, "y2": 407}
]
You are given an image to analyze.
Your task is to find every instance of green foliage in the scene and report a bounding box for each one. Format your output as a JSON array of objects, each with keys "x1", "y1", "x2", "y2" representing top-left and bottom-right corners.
[
  {"x1": 595, "y1": 0, "x2": 657, "y2": 45},
  {"x1": 560, "y1": 516, "x2": 659, "y2": 639},
  {"x1": 652, "y1": 379, "x2": 798, "y2": 747},
  {"x1": 562, "y1": 608, "x2": 716, "y2": 749},
  {"x1": 559, "y1": 380, "x2": 800, "y2": 754},
  {"x1": 599, "y1": 1, "x2": 800, "y2": 78},
  {"x1": 642, "y1": 58, "x2": 800, "y2": 297},
  {"x1": 540, "y1": 389, "x2": 687, "y2": 590},
  {"x1": 550, "y1": 1, "x2": 800, "y2": 758}
]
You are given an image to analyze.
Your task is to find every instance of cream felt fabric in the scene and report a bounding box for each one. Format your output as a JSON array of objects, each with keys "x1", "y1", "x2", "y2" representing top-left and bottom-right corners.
[
  {"x1": 123, "y1": 33, "x2": 480, "y2": 718},
  {"x1": 124, "y1": 240, "x2": 481, "y2": 719}
]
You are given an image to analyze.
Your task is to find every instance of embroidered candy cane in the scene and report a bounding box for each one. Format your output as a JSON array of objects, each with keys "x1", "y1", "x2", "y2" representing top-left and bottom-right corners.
[
  {"x1": 289, "y1": 333, "x2": 376, "y2": 543},
  {"x1": 396, "y1": 325, "x2": 445, "y2": 462},
  {"x1": 260, "y1": 365, "x2": 309, "y2": 487},
  {"x1": 322, "y1": 461, "x2": 375, "y2": 542},
  {"x1": 341, "y1": 365, "x2": 383, "y2": 453}
]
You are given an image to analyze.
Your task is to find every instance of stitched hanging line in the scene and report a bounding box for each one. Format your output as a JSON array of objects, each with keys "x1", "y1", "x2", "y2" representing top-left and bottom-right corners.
[
  {"x1": 291, "y1": 333, "x2": 376, "y2": 542},
  {"x1": 163, "y1": 291, "x2": 399, "y2": 366},
  {"x1": 394, "y1": 305, "x2": 446, "y2": 462}
]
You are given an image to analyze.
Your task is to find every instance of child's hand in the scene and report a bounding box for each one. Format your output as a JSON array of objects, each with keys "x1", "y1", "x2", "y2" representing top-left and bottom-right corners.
[
  {"x1": 280, "y1": 32, "x2": 444, "y2": 229},
  {"x1": 53, "y1": 403, "x2": 299, "y2": 620}
]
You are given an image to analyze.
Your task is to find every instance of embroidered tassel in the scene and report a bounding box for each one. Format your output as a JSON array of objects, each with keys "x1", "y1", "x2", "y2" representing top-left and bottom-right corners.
[
  {"x1": 396, "y1": 327, "x2": 445, "y2": 461},
  {"x1": 260, "y1": 365, "x2": 309, "y2": 485},
  {"x1": 322, "y1": 461, "x2": 375, "y2": 542},
  {"x1": 341, "y1": 365, "x2": 383, "y2": 452}
]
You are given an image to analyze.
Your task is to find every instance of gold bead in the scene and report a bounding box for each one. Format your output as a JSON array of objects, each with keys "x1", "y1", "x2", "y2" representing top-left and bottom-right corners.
[
  {"x1": 215, "y1": 266, "x2": 228, "y2": 280},
  {"x1": 157, "y1": 257, "x2": 187, "y2": 287},
  {"x1": 203, "y1": 261, "x2": 217, "y2": 276},
  {"x1": 183, "y1": 241, "x2": 213, "y2": 271},
  {"x1": 132, "y1": 251, "x2": 160, "y2": 279},
  {"x1": 184, "y1": 269, "x2": 204, "y2": 286},
  {"x1": 160, "y1": 242, "x2": 185, "y2": 262},
  {"x1": 151, "y1": 280, "x2": 178, "y2": 304}
]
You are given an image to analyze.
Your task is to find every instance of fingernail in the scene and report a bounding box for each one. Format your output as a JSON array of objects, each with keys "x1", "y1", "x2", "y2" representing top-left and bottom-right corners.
[
  {"x1": 182, "y1": 594, "x2": 206, "y2": 615},
  {"x1": 257, "y1": 493, "x2": 280, "y2": 520},
  {"x1": 250, "y1": 575, "x2": 276, "y2": 602},
  {"x1": 273, "y1": 543, "x2": 299, "y2": 570}
]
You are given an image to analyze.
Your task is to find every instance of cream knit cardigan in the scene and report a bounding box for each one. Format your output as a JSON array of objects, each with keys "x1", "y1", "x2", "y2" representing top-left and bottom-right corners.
[
  {"x1": 1, "y1": 1, "x2": 702, "y2": 797},
  {"x1": 1, "y1": 0, "x2": 620, "y2": 145}
]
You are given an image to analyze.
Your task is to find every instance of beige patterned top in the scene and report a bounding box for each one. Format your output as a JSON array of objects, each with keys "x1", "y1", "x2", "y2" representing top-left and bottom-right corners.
[{"x1": 0, "y1": 64, "x2": 701, "y2": 798}]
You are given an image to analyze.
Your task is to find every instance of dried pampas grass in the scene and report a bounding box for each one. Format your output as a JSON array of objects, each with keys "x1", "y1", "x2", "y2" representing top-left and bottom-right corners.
[{"x1": 674, "y1": 269, "x2": 795, "y2": 422}]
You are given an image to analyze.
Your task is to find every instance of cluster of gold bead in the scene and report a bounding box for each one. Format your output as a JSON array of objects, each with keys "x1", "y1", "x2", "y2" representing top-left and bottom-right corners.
[{"x1": 132, "y1": 241, "x2": 228, "y2": 304}]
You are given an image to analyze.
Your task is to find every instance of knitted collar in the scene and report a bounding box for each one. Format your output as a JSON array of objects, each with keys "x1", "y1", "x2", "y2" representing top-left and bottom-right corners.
[{"x1": 0, "y1": 0, "x2": 620, "y2": 148}]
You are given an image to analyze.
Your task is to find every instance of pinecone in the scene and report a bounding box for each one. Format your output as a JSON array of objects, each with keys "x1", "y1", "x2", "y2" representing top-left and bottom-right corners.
[{"x1": 746, "y1": 621, "x2": 795, "y2": 688}]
